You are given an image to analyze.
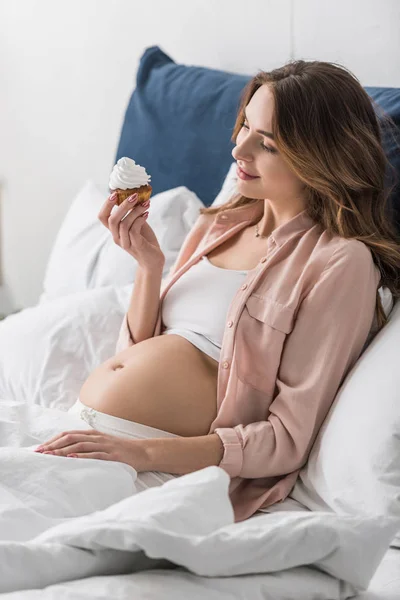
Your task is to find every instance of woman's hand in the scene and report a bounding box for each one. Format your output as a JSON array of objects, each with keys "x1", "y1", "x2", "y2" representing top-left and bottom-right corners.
[
  {"x1": 34, "y1": 429, "x2": 148, "y2": 471},
  {"x1": 98, "y1": 191, "x2": 166, "y2": 271}
]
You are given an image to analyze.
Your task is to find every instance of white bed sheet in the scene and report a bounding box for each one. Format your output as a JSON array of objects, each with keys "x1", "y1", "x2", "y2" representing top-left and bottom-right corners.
[
  {"x1": 0, "y1": 401, "x2": 399, "y2": 599},
  {"x1": 0, "y1": 568, "x2": 355, "y2": 600},
  {"x1": 1, "y1": 552, "x2": 399, "y2": 600}
]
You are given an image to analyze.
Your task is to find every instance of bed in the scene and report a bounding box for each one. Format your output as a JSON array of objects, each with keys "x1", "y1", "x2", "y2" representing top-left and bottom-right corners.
[{"x1": 0, "y1": 46, "x2": 399, "y2": 599}]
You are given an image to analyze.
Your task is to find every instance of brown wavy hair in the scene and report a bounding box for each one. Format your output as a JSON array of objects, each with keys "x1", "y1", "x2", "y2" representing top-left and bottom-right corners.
[{"x1": 200, "y1": 60, "x2": 400, "y2": 332}]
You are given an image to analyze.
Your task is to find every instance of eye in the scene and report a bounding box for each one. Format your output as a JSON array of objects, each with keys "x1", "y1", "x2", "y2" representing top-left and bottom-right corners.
[
  {"x1": 240, "y1": 120, "x2": 277, "y2": 154},
  {"x1": 261, "y1": 142, "x2": 277, "y2": 154}
]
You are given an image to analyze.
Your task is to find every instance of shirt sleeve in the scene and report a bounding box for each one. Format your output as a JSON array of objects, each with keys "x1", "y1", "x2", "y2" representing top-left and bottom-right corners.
[
  {"x1": 214, "y1": 241, "x2": 380, "y2": 479},
  {"x1": 115, "y1": 313, "x2": 135, "y2": 354}
]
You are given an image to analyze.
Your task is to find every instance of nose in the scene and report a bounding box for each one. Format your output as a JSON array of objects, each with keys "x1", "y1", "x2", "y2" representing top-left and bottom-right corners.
[{"x1": 232, "y1": 138, "x2": 253, "y2": 164}]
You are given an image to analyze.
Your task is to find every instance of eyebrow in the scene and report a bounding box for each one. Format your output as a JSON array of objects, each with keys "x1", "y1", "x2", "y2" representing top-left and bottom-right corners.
[{"x1": 243, "y1": 108, "x2": 275, "y2": 140}]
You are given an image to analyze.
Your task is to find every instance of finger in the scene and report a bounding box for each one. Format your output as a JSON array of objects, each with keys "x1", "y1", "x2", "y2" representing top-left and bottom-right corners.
[
  {"x1": 67, "y1": 452, "x2": 112, "y2": 461},
  {"x1": 43, "y1": 436, "x2": 103, "y2": 453},
  {"x1": 36, "y1": 430, "x2": 100, "y2": 452},
  {"x1": 119, "y1": 203, "x2": 149, "y2": 249},
  {"x1": 46, "y1": 441, "x2": 104, "y2": 457},
  {"x1": 35, "y1": 429, "x2": 95, "y2": 450},
  {"x1": 98, "y1": 192, "x2": 138, "y2": 230},
  {"x1": 107, "y1": 195, "x2": 140, "y2": 244},
  {"x1": 98, "y1": 191, "x2": 119, "y2": 226}
]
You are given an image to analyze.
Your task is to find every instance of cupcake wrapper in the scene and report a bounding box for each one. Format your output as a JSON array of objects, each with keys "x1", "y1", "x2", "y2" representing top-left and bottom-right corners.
[{"x1": 113, "y1": 185, "x2": 152, "y2": 206}]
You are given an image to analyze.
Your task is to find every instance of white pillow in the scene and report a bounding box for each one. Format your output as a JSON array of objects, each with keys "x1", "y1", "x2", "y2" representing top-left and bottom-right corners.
[
  {"x1": 40, "y1": 181, "x2": 205, "y2": 303},
  {"x1": 289, "y1": 298, "x2": 400, "y2": 548},
  {"x1": 1, "y1": 182, "x2": 205, "y2": 409},
  {"x1": 211, "y1": 162, "x2": 238, "y2": 207},
  {"x1": 0, "y1": 285, "x2": 132, "y2": 410}
]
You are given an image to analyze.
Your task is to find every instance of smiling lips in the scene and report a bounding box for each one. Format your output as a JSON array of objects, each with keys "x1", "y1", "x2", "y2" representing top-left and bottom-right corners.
[{"x1": 236, "y1": 165, "x2": 260, "y2": 181}]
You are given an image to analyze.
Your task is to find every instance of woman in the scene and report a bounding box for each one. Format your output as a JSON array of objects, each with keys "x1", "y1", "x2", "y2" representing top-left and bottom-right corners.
[{"x1": 36, "y1": 60, "x2": 400, "y2": 522}]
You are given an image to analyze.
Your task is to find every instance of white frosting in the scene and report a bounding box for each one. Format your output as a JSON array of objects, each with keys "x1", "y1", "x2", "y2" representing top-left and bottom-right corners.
[{"x1": 109, "y1": 157, "x2": 151, "y2": 190}]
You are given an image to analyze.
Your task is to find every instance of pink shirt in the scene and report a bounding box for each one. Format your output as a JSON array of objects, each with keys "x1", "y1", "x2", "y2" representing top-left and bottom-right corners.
[{"x1": 116, "y1": 200, "x2": 381, "y2": 522}]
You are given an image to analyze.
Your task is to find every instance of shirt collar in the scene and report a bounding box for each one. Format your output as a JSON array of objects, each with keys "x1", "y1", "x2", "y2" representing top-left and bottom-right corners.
[{"x1": 215, "y1": 201, "x2": 317, "y2": 248}]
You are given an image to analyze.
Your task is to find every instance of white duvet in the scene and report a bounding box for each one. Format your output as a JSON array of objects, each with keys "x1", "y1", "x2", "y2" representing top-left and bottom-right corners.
[{"x1": 0, "y1": 400, "x2": 399, "y2": 599}]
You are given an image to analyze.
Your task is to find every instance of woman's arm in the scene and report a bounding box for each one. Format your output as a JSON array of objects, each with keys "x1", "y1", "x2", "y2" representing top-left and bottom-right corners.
[
  {"x1": 214, "y1": 241, "x2": 381, "y2": 479},
  {"x1": 127, "y1": 263, "x2": 165, "y2": 344},
  {"x1": 139, "y1": 433, "x2": 224, "y2": 474},
  {"x1": 115, "y1": 263, "x2": 165, "y2": 353},
  {"x1": 115, "y1": 213, "x2": 213, "y2": 354},
  {"x1": 35, "y1": 431, "x2": 224, "y2": 473}
]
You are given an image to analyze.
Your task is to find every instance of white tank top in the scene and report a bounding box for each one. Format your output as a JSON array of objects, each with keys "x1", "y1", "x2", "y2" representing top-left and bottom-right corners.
[{"x1": 161, "y1": 255, "x2": 249, "y2": 362}]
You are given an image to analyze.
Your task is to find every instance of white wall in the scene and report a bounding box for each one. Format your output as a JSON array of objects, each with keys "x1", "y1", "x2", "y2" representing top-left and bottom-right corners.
[{"x1": 0, "y1": 0, "x2": 399, "y2": 310}]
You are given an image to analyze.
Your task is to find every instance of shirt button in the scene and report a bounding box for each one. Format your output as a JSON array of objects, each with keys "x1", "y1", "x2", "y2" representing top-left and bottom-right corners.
[
  {"x1": 227, "y1": 320, "x2": 233, "y2": 327},
  {"x1": 222, "y1": 361, "x2": 230, "y2": 369},
  {"x1": 260, "y1": 257, "x2": 267, "y2": 263},
  {"x1": 241, "y1": 283, "x2": 248, "y2": 290}
]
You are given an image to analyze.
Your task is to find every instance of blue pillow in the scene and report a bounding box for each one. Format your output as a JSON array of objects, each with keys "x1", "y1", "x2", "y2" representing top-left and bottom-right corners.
[
  {"x1": 116, "y1": 46, "x2": 248, "y2": 207},
  {"x1": 116, "y1": 46, "x2": 400, "y2": 228},
  {"x1": 364, "y1": 87, "x2": 400, "y2": 232}
]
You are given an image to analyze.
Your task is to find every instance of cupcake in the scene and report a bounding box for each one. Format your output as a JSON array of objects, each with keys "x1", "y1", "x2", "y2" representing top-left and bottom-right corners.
[{"x1": 109, "y1": 157, "x2": 152, "y2": 206}]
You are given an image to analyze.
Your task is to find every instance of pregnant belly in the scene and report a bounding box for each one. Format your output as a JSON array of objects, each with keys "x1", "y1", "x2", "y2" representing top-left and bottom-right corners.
[{"x1": 78, "y1": 334, "x2": 219, "y2": 437}]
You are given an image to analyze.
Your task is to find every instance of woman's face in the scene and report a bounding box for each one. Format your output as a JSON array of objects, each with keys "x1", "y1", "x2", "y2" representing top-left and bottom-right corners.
[{"x1": 232, "y1": 84, "x2": 305, "y2": 205}]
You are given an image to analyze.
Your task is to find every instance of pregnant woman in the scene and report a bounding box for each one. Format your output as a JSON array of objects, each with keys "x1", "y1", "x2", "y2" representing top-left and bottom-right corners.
[{"x1": 36, "y1": 60, "x2": 400, "y2": 522}]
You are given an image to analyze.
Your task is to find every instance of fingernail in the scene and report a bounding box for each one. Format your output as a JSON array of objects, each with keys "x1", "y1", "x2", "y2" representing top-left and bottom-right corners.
[
  {"x1": 67, "y1": 454, "x2": 78, "y2": 458},
  {"x1": 142, "y1": 200, "x2": 150, "y2": 208},
  {"x1": 109, "y1": 194, "x2": 116, "y2": 202},
  {"x1": 143, "y1": 213, "x2": 149, "y2": 220},
  {"x1": 128, "y1": 194, "x2": 138, "y2": 203}
]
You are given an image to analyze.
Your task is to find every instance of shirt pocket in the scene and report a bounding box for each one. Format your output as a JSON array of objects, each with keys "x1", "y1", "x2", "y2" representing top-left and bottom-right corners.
[{"x1": 235, "y1": 295, "x2": 295, "y2": 394}]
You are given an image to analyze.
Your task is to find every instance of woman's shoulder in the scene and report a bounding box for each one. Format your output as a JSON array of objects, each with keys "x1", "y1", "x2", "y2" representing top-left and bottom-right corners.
[
  {"x1": 317, "y1": 231, "x2": 375, "y2": 273},
  {"x1": 301, "y1": 231, "x2": 380, "y2": 296}
]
